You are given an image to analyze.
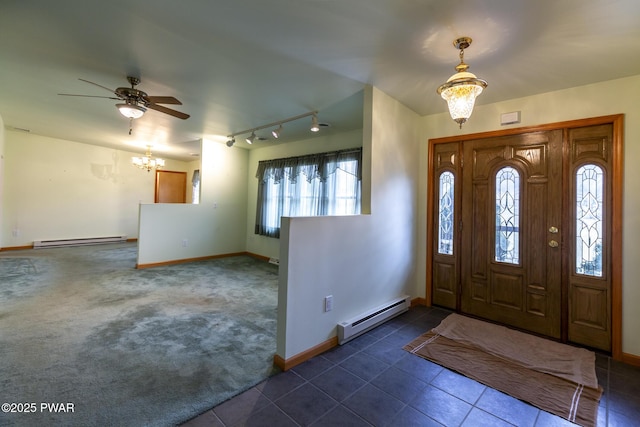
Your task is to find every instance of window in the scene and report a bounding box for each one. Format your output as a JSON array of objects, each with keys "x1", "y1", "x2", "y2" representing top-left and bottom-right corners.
[
  {"x1": 495, "y1": 166, "x2": 520, "y2": 264},
  {"x1": 576, "y1": 164, "x2": 604, "y2": 277},
  {"x1": 255, "y1": 148, "x2": 362, "y2": 238},
  {"x1": 191, "y1": 169, "x2": 200, "y2": 204},
  {"x1": 438, "y1": 171, "x2": 455, "y2": 255}
]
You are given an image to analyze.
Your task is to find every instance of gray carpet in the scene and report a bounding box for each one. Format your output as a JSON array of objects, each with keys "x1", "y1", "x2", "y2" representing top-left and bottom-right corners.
[{"x1": 0, "y1": 243, "x2": 280, "y2": 426}]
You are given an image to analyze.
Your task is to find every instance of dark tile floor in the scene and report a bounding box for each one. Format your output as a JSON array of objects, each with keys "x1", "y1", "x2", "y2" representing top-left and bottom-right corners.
[{"x1": 181, "y1": 306, "x2": 640, "y2": 427}]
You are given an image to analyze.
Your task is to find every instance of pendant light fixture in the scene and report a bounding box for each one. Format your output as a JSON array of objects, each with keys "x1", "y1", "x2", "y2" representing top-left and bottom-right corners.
[
  {"x1": 437, "y1": 37, "x2": 487, "y2": 128},
  {"x1": 132, "y1": 145, "x2": 165, "y2": 172}
]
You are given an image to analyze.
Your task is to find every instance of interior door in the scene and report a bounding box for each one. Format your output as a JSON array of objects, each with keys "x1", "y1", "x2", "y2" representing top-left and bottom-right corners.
[
  {"x1": 155, "y1": 170, "x2": 187, "y2": 203},
  {"x1": 460, "y1": 130, "x2": 563, "y2": 338}
]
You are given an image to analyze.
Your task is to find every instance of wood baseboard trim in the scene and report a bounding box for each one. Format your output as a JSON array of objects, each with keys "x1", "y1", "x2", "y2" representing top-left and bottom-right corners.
[
  {"x1": 0, "y1": 245, "x2": 34, "y2": 251},
  {"x1": 245, "y1": 252, "x2": 270, "y2": 262},
  {"x1": 621, "y1": 352, "x2": 640, "y2": 367},
  {"x1": 411, "y1": 297, "x2": 428, "y2": 307},
  {"x1": 274, "y1": 336, "x2": 339, "y2": 371},
  {"x1": 136, "y1": 251, "x2": 248, "y2": 269}
]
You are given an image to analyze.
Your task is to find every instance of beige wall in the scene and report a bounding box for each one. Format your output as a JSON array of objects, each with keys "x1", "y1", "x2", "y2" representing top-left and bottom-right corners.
[
  {"x1": 2, "y1": 131, "x2": 189, "y2": 247},
  {"x1": 418, "y1": 75, "x2": 640, "y2": 358},
  {"x1": 276, "y1": 86, "x2": 422, "y2": 359},
  {"x1": 136, "y1": 138, "x2": 249, "y2": 265}
]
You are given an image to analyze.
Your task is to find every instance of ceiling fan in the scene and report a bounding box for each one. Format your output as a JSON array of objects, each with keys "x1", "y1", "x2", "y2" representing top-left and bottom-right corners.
[{"x1": 59, "y1": 76, "x2": 190, "y2": 120}]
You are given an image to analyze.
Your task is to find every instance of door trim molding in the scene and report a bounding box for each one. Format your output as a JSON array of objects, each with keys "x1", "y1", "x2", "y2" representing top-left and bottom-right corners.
[{"x1": 426, "y1": 114, "x2": 624, "y2": 360}]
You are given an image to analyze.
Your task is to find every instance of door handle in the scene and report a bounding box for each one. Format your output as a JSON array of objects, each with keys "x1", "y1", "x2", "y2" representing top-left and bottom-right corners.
[
  {"x1": 549, "y1": 226, "x2": 558, "y2": 233},
  {"x1": 548, "y1": 240, "x2": 559, "y2": 248}
]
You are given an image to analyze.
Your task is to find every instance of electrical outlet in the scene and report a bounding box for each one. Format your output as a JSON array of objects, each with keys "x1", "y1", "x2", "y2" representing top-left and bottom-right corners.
[
  {"x1": 182, "y1": 239, "x2": 188, "y2": 247},
  {"x1": 324, "y1": 295, "x2": 333, "y2": 312}
]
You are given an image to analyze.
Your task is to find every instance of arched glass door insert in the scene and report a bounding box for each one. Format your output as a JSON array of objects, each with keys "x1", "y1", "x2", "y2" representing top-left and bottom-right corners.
[{"x1": 495, "y1": 166, "x2": 520, "y2": 264}]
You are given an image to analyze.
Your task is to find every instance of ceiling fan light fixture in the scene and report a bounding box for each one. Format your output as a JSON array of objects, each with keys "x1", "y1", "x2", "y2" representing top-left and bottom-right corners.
[
  {"x1": 117, "y1": 102, "x2": 146, "y2": 119},
  {"x1": 437, "y1": 37, "x2": 487, "y2": 128}
]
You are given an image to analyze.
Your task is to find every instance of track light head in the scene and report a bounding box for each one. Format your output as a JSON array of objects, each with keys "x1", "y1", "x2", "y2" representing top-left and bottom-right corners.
[
  {"x1": 226, "y1": 137, "x2": 235, "y2": 147},
  {"x1": 310, "y1": 114, "x2": 320, "y2": 132},
  {"x1": 271, "y1": 124, "x2": 283, "y2": 139},
  {"x1": 246, "y1": 132, "x2": 256, "y2": 144}
]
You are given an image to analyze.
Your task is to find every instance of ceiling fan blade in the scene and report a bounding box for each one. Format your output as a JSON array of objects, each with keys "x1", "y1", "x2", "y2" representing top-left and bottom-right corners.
[
  {"x1": 78, "y1": 78, "x2": 120, "y2": 96},
  {"x1": 58, "y1": 93, "x2": 120, "y2": 100},
  {"x1": 147, "y1": 103, "x2": 190, "y2": 120},
  {"x1": 144, "y1": 95, "x2": 182, "y2": 105}
]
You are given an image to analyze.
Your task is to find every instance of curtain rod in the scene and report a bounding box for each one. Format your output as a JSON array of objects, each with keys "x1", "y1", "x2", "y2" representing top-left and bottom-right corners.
[
  {"x1": 227, "y1": 111, "x2": 318, "y2": 138},
  {"x1": 257, "y1": 147, "x2": 362, "y2": 164}
]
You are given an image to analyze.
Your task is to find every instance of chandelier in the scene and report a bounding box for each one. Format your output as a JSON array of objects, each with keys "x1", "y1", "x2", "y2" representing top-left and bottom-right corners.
[
  {"x1": 437, "y1": 37, "x2": 487, "y2": 128},
  {"x1": 132, "y1": 146, "x2": 165, "y2": 172}
]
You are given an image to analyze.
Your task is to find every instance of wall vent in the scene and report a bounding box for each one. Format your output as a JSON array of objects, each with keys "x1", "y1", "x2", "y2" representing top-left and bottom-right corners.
[{"x1": 337, "y1": 295, "x2": 410, "y2": 344}]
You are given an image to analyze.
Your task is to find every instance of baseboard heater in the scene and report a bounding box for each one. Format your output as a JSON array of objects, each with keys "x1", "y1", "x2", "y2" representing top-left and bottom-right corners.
[
  {"x1": 337, "y1": 295, "x2": 411, "y2": 345},
  {"x1": 33, "y1": 235, "x2": 127, "y2": 249}
]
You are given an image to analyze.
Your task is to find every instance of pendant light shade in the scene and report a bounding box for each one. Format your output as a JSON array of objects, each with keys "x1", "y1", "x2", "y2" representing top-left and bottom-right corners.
[{"x1": 437, "y1": 37, "x2": 487, "y2": 128}]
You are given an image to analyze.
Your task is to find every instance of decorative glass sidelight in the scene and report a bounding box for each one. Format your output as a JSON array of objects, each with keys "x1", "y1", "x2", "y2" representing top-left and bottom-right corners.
[
  {"x1": 495, "y1": 167, "x2": 520, "y2": 264},
  {"x1": 438, "y1": 171, "x2": 455, "y2": 255},
  {"x1": 576, "y1": 164, "x2": 604, "y2": 277}
]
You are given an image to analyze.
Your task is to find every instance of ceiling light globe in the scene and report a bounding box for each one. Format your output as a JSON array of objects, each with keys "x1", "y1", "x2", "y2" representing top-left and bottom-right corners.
[{"x1": 116, "y1": 103, "x2": 146, "y2": 119}]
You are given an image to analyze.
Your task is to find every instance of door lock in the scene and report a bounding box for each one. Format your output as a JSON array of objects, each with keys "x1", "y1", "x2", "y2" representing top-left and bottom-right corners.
[{"x1": 548, "y1": 226, "x2": 558, "y2": 234}]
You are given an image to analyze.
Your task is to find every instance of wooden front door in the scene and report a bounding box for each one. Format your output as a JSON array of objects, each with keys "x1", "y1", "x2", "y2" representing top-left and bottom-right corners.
[
  {"x1": 460, "y1": 130, "x2": 563, "y2": 338},
  {"x1": 429, "y1": 117, "x2": 618, "y2": 353}
]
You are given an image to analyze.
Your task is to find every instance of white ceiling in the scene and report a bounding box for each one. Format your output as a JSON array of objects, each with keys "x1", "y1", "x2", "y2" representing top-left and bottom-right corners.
[{"x1": 1, "y1": 0, "x2": 639, "y2": 160}]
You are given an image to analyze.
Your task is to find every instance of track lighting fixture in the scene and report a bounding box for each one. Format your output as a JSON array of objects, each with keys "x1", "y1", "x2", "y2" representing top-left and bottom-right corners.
[
  {"x1": 271, "y1": 124, "x2": 283, "y2": 139},
  {"x1": 310, "y1": 113, "x2": 320, "y2": 132},
  {"x1": 226, "y1": 110, "x2": 323, "y2": 147}
]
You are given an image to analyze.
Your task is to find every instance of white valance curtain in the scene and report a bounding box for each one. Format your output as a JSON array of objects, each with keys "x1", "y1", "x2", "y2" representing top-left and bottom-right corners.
[{"x1": 255, "y1": 148, "x2": 362, "y2": 237}]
